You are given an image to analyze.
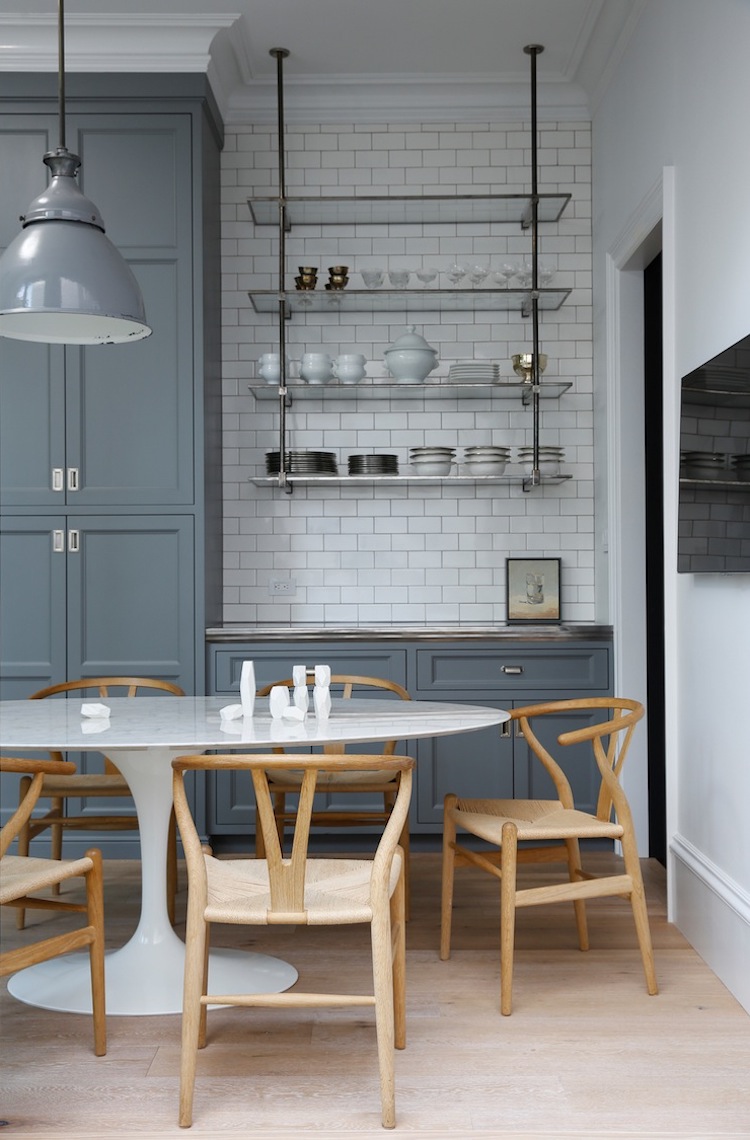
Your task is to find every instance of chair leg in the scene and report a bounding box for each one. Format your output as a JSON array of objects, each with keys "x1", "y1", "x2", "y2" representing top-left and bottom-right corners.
[
  {"x1": 179, "y1": 908, "x2": 208, "y2": 1127},
  {"x1": 15, "y1": 775, "x2": 32, "y2": 930},
  {"x1": 564, "y1": 837, "x2": 589, "y2": 951},
  {"x1": 50, "y1": 797, "x2": 64, "y2": 896},
  {"x1": 371, "y1": 903, "x2": 397, "y2": 1129},
  {"x1": 439, "y1": 794, "x2": 458, "y2": 960},
  {"x1": 499, "y1": 821, "x2": 518, "y2": 1016},
  {"x1": 390, "y1": 854, "x2": 407, "y2": 1051},
  {"x1": 84, "y1": 848, "x2": 107, "y2": 1057},
  {"x1": 622, "y1": 838, "x2": 659, "y2": 995},
  {"x1": 167, "y1": 809, "x2": 178, "y2": 926}
]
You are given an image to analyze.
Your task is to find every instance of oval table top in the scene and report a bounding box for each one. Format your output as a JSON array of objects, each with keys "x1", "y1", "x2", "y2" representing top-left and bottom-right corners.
[{"x1": 0, "y1": 694, "x2": 510, "y2": 752}]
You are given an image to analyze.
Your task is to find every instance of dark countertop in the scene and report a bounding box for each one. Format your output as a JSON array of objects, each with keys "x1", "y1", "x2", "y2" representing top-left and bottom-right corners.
[{"x1": 206, "y1": 624, "x2": 612, "y2": 643}]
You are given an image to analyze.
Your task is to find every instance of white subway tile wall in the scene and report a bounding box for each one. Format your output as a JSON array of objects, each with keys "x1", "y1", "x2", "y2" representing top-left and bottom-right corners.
[{"x1": 221, "y1": 119, "x2": 594, "y2": 624}]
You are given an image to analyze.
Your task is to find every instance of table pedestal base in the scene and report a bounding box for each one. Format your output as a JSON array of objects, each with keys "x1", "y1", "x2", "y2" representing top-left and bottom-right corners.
[{"x1": 7, "y1": 931, "x2": 298, "y2": 1016}]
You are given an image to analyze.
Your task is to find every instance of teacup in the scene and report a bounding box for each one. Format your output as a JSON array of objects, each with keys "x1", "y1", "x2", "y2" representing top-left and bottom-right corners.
[
  {"x1": 300, "y1": 352, "x2": 334, "y2": 384},
  {"x1": 332, "y1": 353, "x2": 367, "y2": 385}
]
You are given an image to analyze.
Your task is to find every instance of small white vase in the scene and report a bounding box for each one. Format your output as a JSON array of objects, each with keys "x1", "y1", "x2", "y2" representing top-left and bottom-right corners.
[
  {"x1": 239, "y1": 660, "x2": 255, "y2": 718},
  {"x1": 269, "y1": 685, "x2": 291, "y2": 719},
  {"x1": 313, "y1": 684, "x2": 331, "y2": 720}
]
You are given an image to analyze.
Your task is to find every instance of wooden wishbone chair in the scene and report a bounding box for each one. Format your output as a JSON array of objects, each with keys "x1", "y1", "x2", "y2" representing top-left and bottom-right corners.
[
  {"x1": 440, "y1": 697, "x2": 658, "y2": 1014},
  {"x1": 172, "y1": 750, "x2": 414, "y2": 1130},
  {"x1": 256, "y1": 673, "x2": 413, "y2": 911},
  {"x1": 16, "y1": 677, "x2": 184, "y2": 929},
  {"x1": 1, "y1": 755, "x2": 106, "y2": 1055}
]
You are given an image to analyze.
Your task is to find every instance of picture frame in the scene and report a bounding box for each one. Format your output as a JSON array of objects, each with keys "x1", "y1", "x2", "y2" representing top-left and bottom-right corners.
[{"x1": 506, "y1": 557, "x2": 561, "y2": 623}]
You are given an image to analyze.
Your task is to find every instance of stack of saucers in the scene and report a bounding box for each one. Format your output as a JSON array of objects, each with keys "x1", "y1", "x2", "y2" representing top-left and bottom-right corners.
[
  {"x1": 448, "y1": 361, "x2": 500, "y2": 384},
  {"x1": 409, "y1": 446, "x2": 456, "y2": 476},
  {"x1": 463, "y1": 445, "x2": 511, "y2": 475},
  {"x1": 265, "y1": 450, "x2": 338, "y2": 475},
  {"x1": 680, "y1": 450, "x2": 727, "y2": 480},
  {"x1": 348, "y1": 453, "x2": 399, "y2": 476},
  {"x1": 516, "y1": 445, "x2": 565, "y2": 476}
]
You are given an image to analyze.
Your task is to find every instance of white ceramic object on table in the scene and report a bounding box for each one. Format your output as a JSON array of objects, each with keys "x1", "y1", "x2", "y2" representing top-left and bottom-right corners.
[
  {"x1": 384, "y1": 326, "x2": 439, "y2": 384},
  {"x1": 332, "y1": 353, "x2": 367, "y2": 385},
  {"x1": 269, "y1": 685, "x2": 291, "y2": 718},
  {"x1": 239, "y1": 660, "x2": 255, "y2": 718},
  {"x1": 293, "y1": 664, "x2": 310, "y2": 714},
  {"x1": 300, "y1": 352, "x2": 334, "y2": 384}
]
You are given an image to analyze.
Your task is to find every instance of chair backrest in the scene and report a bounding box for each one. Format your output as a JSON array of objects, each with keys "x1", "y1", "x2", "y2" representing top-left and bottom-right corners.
[
  {"x1": 29, "y1": 676, "x2": 185, "y2": 771},
  {"x1": 172, "y1": 753, "x2": 414, "y2": 921},
  {"x1": 257, "y1": 673, "x2": 411, "y2": 755},
  {"x1": 510, "y1": 697, "x2": 645, "y2": 822},
  {"x1": 0, "y1": 756, "x2": 76, "y2": 857}
]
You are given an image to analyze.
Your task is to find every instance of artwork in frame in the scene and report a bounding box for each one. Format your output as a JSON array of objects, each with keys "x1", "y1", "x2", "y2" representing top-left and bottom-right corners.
[{"x1": 506, "y1": 557, "x2": 561, "y2": 623}]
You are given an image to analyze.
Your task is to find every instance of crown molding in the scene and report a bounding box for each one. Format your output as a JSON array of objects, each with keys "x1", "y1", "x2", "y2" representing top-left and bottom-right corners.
[
  {"x1": 221, "y1": 75, "x2": 590, "y2": 126},
  {"x1": 0, "y1": 13, "x2": 238, "y2": 73}
]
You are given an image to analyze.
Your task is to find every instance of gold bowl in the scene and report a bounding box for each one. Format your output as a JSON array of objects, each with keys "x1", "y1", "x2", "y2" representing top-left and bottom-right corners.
[{"x1": 511, "y1": 352, "x2": 548, "y2": 379}]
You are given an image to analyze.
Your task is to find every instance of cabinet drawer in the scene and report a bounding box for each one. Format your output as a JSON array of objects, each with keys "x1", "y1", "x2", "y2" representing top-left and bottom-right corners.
[
  {"x1": 211, "y1": 642, "x2": 408, "y2": 696},
  {"x1": 414, "y1": 645, "x2": 610, "y2": 697}
]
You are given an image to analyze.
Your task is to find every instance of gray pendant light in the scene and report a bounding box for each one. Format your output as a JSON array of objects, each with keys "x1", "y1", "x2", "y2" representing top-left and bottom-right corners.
[{"x1": 0, "y1": 1, "x2": 151, "y2": 345}]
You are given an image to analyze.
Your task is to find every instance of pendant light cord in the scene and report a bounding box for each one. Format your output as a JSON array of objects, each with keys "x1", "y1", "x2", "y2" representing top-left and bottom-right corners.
[{"x1": 57, "y1": 0, "x2": 66, "y2": 151}]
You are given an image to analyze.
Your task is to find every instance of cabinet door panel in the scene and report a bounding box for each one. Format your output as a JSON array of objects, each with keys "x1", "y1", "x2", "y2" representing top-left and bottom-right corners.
[
  {"x1": 0, "y1": 518, "x2": 67, "y2": 699},
  {"x1": 415, "y1": 646, "x2": 610, "y2": 696},
  {"x1": 415, "y1": 712, "x2": 512, "y2": 826},
  {"x1": 0, "y1": 341, "x2": 66, "y2": 506},
  {"x1": 66, "y1": 515, "x2": 195, "y2": 692}
]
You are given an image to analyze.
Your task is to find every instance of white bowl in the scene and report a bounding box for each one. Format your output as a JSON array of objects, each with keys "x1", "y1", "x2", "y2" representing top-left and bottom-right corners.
[
  {"x1": 464, "y1": 460, "x2": 507, "y2": 475},
  {"x1": 410, "y1": 460, "x2": 452, "y2": 476},
  {"x1": 522, "y1": 459, "x2": 560, "y2": 476}
]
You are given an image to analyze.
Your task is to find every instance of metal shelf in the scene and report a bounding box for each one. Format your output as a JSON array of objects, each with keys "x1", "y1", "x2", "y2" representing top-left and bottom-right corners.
[
  {"x1": 250, "y1": 472, "x2": 573, "y2": 489},
  {"x1": 248, "y1": 192, "x2": 571, "y2": 229},
  {"x1": 247, "y1": 287, "x2": 570, "y2": 316},
  {"x1": 248, "y1": 380, "x2": 572, "y2": 403},
  {"x1": 679, "y1": 477, "x2": 750, "y2": 489}
]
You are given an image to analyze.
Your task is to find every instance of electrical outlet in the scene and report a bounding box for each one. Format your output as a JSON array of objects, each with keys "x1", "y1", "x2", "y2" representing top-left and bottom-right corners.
[{"x1": 268, "y1": 578, "x2": 296, "y2": 596}]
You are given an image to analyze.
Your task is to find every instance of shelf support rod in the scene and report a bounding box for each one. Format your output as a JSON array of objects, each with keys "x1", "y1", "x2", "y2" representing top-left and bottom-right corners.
[
  {"x1": 524, "y1": 44, "x2": 544, "y2": 486},
  {"x1": 271, "y1": 48, "x2": 291, "y2": 486}
]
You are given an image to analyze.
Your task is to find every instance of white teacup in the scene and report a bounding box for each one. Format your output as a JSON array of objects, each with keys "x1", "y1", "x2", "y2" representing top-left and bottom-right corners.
[
  {"x1": 300, "y1": 352, "x2": 334, "y2": 384},
  {"x1": 332, "y1": 353, "x2": 367, "y2": 385}
]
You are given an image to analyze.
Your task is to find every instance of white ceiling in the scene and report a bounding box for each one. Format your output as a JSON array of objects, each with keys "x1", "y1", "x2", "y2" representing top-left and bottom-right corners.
[{"x1": 0, "y1": 0, "x2": 645, "y2": 122}]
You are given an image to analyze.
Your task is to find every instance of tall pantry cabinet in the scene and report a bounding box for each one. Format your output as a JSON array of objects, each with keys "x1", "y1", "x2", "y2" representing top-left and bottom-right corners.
[{"x1": 0, "y1": 75, "x2": 224, "y2": 701}]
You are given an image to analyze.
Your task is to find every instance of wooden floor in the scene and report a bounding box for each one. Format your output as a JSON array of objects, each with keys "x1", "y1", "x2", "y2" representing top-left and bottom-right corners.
[{"x1": 2, "y1": 852, "x2": 750, "y2": 1140}]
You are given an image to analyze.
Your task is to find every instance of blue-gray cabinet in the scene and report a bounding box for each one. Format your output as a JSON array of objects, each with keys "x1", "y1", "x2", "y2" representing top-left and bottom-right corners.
[
  {"x1": 206, "y1": 636, "x2": 613, "y2": 842},
  {"x1": 0, "y1": 77, "x2": 224, "y2": 704}
]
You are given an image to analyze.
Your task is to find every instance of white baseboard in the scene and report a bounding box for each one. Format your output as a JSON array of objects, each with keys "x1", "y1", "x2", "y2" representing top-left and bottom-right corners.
[{"x1": 670, "y1": 832, "x2": 750, "y2": 1014}]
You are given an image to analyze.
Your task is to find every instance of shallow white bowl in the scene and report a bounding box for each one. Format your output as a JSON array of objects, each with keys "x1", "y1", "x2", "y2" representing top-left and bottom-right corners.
[
  {"x1": 410, "y1": 461, "x2": 452, "y2": 476},
  {"x1": 464, "y1": 460, "x2": 507, "y2": 475}
]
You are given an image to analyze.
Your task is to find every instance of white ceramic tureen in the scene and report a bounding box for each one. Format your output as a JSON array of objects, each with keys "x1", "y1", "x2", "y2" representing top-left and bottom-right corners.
[{"x1": 383, "y1": 325, "x2": 439, "y2": 383}]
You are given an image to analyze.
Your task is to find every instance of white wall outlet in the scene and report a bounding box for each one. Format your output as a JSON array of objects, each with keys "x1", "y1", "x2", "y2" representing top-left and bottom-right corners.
[{"x1": 268, "y1": 578, "x2": 296, "y2": 596}]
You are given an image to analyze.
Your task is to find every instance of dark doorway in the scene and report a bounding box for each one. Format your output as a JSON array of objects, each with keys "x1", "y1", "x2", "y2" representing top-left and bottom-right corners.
[{"x1": 643, "y1": 253, "x2": 666, "y2": 865}]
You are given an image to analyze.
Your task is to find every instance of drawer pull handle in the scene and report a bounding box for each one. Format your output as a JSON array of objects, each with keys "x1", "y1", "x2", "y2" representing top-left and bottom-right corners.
[{"x1": 501, "y1": 665, "x2": 523, "y2": 675}]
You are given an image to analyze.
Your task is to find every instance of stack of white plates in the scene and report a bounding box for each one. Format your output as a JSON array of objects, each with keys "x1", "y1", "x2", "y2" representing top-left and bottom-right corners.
[
  {"x1": 448, "y1": 361, "x2": 500, "y2": 383},
  {"x1": 410, "y1": 446, "x2": 455, "y2": 476},
  {"x1": 348, "y1": 453, "x2": 399, "y2": 475},
  {"x1": 463, "y1": 445, "x2": 511, "y2": 475},
  {"x1": 680, "y1": 450, "x2": 728, "y2": 480},
  {"x1": 516, "y1": 445, "x2": 565, "y2": 476}
]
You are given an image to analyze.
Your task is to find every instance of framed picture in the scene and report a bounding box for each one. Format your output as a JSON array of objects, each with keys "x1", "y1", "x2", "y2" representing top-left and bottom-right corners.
[{"x1": 506, "y1": 557, "x2": 561, "y2": 623}]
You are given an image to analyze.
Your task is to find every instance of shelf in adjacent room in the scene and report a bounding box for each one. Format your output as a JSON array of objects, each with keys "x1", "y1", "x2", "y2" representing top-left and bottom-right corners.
[
  {"x1": 246, "y1": 287, "x2": 570, "y2": 316},
  {"x1": 247, "y1": 192, "x2": 572, "y2": 229}
]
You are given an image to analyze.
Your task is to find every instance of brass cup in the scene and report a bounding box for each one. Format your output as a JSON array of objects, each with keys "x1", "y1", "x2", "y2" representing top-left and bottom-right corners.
[{"x1": 511, "y1": 352, "x2": 548, "y2": 379}]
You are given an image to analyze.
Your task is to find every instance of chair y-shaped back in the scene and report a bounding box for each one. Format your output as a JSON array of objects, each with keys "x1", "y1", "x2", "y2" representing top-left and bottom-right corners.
[
  {"x1": 256, "y1": 672, "x2": 413, "y2": 907},
  {"x1": 16, "y1": 676, "x2": 184, "y2": 929},
  {"x1": 440, "y1": 697, "x2": 658, "y2": 1014},
  {"x1": 172, "y1": 750, "x2": 414, "y2": 1129},
  {"x1": 1, "y1": 755, "x2": 106, "y2": 1055}
]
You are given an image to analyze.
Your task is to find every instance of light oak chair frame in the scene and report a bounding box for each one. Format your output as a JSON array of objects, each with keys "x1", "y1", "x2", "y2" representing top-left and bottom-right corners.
[
  {"x1": 440, "y1": 697, "x2": 658, "y2": 1014},
  {"x1": 1, "y1": 755, "x2": 106, "y2": 1055},
  {"x1": 256, "y1": 673, "x2": 413, "y2": 912},
  {"x1": 16, "y1": 677, "x2": 184, "y2": 929},
  {"x1": 172, "y1": 751, "x2": 414, "y2": 1130}
]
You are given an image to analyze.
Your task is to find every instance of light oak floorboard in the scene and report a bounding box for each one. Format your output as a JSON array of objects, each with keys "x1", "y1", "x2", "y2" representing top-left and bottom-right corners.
[{"x1": 2, "y1": 853, "x2": 750, "y2": 1138}]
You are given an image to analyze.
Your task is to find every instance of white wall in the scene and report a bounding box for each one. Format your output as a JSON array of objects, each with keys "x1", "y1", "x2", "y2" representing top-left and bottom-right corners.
[
  {"x1": 593, "y1": 0, "x2": 750, "y2": 1011},
  {"x1": 220, "y1": 117, "x2": 597, "y2": 626}
]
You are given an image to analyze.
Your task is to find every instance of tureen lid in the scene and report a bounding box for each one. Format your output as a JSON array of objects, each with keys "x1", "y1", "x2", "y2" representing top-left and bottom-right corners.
[{"x1": 384, "y1": 325, "x2": 437, "y2": 354}]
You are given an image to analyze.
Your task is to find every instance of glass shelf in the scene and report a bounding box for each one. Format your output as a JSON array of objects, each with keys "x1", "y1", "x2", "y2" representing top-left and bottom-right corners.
[
  {"x1": 247, "y1": 287, "x2": 570, "y2": 316},
  {"x1": 250, "y1": 473, "x2": 573, "y2": 489},
  {"x1": 248, "y1": 192, "x2": 571, "y2": 229},
  {"x1": 679, "y1": 477, "x2": 750, "y2": 489},
  {"x1": 248, "y1": 380, "x2": 572, "y2": 403}
]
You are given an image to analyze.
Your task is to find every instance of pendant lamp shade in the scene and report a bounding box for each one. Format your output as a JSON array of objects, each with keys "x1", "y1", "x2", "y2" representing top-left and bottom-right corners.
[{"x1": 0, "y1": 149, "x2": 151, "y2": 345}]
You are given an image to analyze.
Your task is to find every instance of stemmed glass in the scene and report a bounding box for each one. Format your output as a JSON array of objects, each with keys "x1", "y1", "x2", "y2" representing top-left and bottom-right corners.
[
  {"x1": 467, "y1": 263, "x2": 489, "y2": 286},
  {"x1": 492, "y1": 262, "x2": 518, "y2": 288},
  {"x1": 539, "y1": 262, "x2": 556, "y2": 286},
  {"x1": 415, "y1": 268, "x2": 438, "y2": 287},
  {"x1": 445, "y1": 262, "x2": 467, "y2": 286}
]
